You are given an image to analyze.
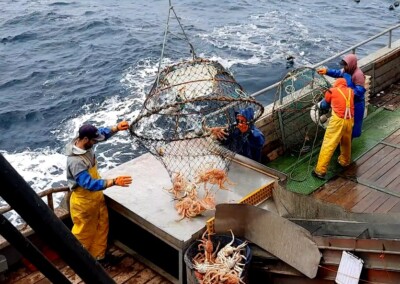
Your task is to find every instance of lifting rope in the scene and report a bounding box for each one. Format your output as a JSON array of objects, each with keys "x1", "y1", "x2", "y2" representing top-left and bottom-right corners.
[{"x1": 157, "y1": 0, "x2": 197, "y2": 87}]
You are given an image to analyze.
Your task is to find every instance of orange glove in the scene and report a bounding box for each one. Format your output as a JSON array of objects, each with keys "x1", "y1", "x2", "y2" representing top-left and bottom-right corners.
[
  {"x1": 117, "y1": 121, "x2": 129, "y2": 131},
  {"x1": 112, "y1": 121, "x2": 129, "y2": 132},
  {"x1": 211, "y1": 127, "x2": 228, "y2": 140},
  {"x1": 113, "y1": 176, "x2": 132, "y2": 187},
  {"x1": 317, "y1": 68, "x2": 327, "y2": 75}
]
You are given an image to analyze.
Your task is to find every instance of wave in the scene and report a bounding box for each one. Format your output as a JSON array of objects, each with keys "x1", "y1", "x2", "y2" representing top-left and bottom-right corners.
[
  {"x1": 49, "y1": 2, "x2": 76, "y2": 6},
  {"x1": 1, "y1": 32, "x2": 38, "y2": 44}
]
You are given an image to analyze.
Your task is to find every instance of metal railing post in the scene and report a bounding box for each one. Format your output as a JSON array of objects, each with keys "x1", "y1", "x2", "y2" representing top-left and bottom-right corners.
[{"x1": 250, "y1": 23, "x2": 400, "y2": 99}]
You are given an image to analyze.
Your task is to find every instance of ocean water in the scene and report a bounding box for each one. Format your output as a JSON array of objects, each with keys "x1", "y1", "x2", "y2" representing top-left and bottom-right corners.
[{"x1": 1, "y1": 0, "x2": 399, "y2": 224}]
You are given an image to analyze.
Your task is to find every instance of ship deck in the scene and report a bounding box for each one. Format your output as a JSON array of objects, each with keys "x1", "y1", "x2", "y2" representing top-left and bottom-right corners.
[
  {"x1": 312, "y1": 83, "x2": 400, "y2": 213},
  {"x1": 2, "y1": 245, "x2": 173, "y2": 284},
  {"x1": 2, "y1": 85, "x2": 400, "y2": 284}
]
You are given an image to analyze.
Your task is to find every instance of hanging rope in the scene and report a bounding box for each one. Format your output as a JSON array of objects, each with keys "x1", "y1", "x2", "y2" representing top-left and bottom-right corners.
[{"x1": 156, "y1": 0, "x2": 197, "y2": 87}]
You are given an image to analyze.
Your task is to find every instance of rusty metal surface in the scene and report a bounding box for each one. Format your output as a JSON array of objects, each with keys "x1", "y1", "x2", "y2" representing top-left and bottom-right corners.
[{"x1": 214, "y1": 203, "x2": 321, "y2": 278}]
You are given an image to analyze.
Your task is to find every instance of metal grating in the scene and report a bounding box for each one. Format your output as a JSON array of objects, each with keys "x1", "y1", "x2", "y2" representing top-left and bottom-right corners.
[{"x1": 206, "y1": 181, "x2": 275, "y2": 233}]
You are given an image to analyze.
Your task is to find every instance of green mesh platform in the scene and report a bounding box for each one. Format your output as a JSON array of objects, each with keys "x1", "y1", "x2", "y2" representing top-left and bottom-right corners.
[{"x1": 267, "y1": 106, "x2": 400, "y2": 195}]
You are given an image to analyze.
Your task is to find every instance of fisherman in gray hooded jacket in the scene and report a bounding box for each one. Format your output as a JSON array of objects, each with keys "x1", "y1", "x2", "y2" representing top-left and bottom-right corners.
[{"x1": 65, "y1": 121, "x2": 132, "y2": 262}]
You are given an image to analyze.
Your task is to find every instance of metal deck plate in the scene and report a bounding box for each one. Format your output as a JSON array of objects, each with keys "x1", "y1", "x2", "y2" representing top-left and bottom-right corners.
[{"x1": 103, "y1": 153, "x2": 276, "y2": 250}]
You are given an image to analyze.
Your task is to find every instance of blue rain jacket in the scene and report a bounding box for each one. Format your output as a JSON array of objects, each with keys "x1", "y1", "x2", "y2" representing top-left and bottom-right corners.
[
  {"x1": 222, "y1": 108, "x2": 265, "y2": 162},
  {"x1": 326, "y1": 70, "x2": 366, "y2": 138}
]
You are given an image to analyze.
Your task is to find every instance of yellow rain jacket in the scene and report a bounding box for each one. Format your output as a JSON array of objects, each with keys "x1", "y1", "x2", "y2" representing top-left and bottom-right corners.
[{"x1": 315, "y1": 78, "x2": 354, "y2": 176}]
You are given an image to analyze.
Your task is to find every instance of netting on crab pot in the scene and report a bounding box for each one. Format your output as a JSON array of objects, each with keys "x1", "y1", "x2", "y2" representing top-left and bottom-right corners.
[
  {"x1": 272, "y1": 67, "x2": 331, "y2": 155},
  {"x1": 129, "y1": 58, "x2": 264, "y2": 181}
]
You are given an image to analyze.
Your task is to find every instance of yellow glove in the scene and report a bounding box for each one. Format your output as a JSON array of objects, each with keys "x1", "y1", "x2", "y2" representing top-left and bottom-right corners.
[
  {"x1": 113, "y1": 176, "x2": 132, "y2": 187},
  {"x1": 317, "y1": 68, "x2": 327, "y2": 75},
  {"x1": 112, "y1": 121, "x2": 129, "y2": 132}
]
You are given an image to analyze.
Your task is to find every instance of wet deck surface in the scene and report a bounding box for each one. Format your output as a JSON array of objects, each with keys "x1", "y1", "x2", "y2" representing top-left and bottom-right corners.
[
  {"x1": 2, "y1": 245, "x2": 173, "y2": 284},
  {"x1": 312, "y1": 83, "x2": 400, "y2": 213},
  {"x1": 312, "y1": 128, "x2": 400, "y2": 213}
]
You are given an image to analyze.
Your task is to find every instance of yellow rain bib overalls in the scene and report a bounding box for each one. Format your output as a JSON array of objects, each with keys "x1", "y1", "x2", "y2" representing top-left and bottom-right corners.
[
  {"x1": 70, "y1": 159, "x2": 109, "y2": 260},
  {"x1": 315, "y1": 87, "x2": 354, "y2": 176}
]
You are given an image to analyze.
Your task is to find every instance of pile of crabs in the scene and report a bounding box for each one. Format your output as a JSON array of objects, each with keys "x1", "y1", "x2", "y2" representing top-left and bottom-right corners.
[
  {"x1": 192, "y1": 230, "x2": 248, "y2": 284},
  {"x1": 166, "y1": 167, "x2": 235, "y2": 219}
]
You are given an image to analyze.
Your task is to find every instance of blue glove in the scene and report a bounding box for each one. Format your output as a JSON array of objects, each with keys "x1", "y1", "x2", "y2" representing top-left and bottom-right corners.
[{"x1": 318, "y1": 99, "x2": 330, "y2": 110}]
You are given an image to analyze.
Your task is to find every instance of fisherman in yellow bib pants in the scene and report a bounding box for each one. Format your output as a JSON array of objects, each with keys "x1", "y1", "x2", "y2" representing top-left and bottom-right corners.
[
  {"x1": 66, "y1": 122, "x2": 133, "y2": 262},
  {"x1": 313, "y1": 78, "x2": 355, "y2": 179}
]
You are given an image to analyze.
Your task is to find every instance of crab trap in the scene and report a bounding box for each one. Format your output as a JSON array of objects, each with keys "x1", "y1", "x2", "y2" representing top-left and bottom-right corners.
[
  {"x1": 130, "y1": 58, "x2": 264, "y2": 181},
  {"x1": 272, "y1": 66, "x2": 332, "y2": 155}
]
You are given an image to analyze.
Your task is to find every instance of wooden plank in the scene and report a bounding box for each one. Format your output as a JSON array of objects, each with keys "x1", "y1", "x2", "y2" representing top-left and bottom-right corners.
[
  {"x1": 112, "y1": 257, "x2": 146, "y2": 283},
  {"x1": 34, "y1": 258, "x2": 69, "y2": 284},
  {"x1": 323, "y1": 180, "x2": 356, "y2": 204},
  {"x1": 34, "y1": 278, "x2": 51, "y2": 284},
  {"x1": 312, "y1": 177, "x2": 348, "y2": 200},
  {"x1": 360, "y1": 147, "x2": 398, "y2": 182},
  {"x1": 340, "y1": 184, "x2": 373, "y2": 211},
  {"x1": 146, "y1": 275, "x2": 173, "y2": 284},
  {"x1": 347, "y1": 145, "x2": 393, "y2": 177},
  {"x1": 375, "y1": 73, "x2": 400, "y2": 94},
  {"x1": 363, "y1": 194, "x2": 391, "y2": 213},
  {"x1": 374, "y1": 48, "x2": 400, "y2": 69},
  {"x1": 374, "y1": 197, "x2": 400, "y2": 213},
  {"x1": 3, "y1": 267, "x2": 30, "y2": 283},
  {"x1": 350, "y1": 190, "x2": 388, "y2": 213},
  {"x1": 2, "y1": 244, "x2": 173, "y2": 284},
  {"x1": 345, "y1": 144, "x2": 384, "y2": 176},
  {"x1": 388, "y1": 175, "x2": 400, "y2": 192},
  {"x1": 374, "y1": 155, "x2": 400, "y2": 189},
  {"x1": 123, "y1": 267, "x2": 160, "y2": 284},
  {"x1": 375, "y1": 167, "x2": 400, "y2": 190},
  {"x1": 388, "y1": 199, "x2": 400, "y2": 213},
  {"x1": 384, "y1": 129, "x2": 400, "y2": 144},
  {"x1": 342, "y1": 184, "x2": 373, "y2": 212},
  {"x1": 98, "y1": 258, "x2": 133, "y2": 281},
  {"x1": 388, "y1": 131, "x2": 400, "y2": 144},
  {"x1": 369, "y1": 93, "x2": 399, "y2": 108},
  {"x1": 12, "y1": 270, "x2": 45, "y2": 284},
  {"x1": 11, "y1": 255, "x2": 67, "y2": 284},
  {"x1": 373, "y1": 55, "x2": 400, "y2": 85},
  {"x1": 59, "y1": 265, "x2": 82, "y2": 284}
]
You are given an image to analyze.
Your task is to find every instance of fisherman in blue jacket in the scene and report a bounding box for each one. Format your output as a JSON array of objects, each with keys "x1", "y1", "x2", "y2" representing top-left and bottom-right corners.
[
  {"x1": 210, "y1": 107, "x2": 265, "y2": 162},
  {"x1": 318, "y1": 54, "x2": 366, "y2": 138}
]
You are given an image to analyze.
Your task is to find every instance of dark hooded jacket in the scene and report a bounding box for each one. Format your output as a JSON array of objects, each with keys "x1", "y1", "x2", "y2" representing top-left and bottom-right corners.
[{"x1": 222, "y1": 108, "x2": 265, "y2": 162}]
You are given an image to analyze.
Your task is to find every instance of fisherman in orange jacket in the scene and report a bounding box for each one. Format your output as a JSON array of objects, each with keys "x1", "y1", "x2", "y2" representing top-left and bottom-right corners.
[{"x1": 313, "y1": 78, "x2": 354, "y2": 179}]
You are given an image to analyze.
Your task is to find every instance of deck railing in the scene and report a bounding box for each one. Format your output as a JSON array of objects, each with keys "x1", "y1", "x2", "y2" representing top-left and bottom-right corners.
[
  {"x1": 251, "y1": 23, "x2": 400, "y2": 99},
  {"x1": 0, "y1": 186, "x2": 69, "y2": 214}
]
